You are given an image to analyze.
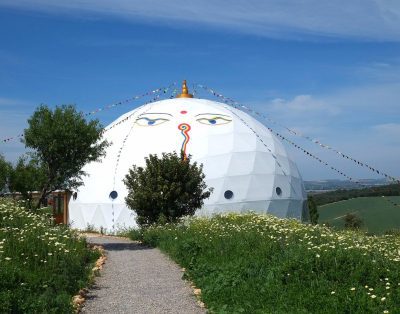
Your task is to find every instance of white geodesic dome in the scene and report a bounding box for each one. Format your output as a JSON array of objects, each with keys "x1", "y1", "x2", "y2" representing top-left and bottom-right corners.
[{"x1": 69, "y1": 97, "x2": 307, "y2": 231}]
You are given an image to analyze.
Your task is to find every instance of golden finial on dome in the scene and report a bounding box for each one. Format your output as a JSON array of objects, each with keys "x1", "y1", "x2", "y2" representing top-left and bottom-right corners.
[{"x1": 176, "y1": 80, "x2": 193, "y2": 98}]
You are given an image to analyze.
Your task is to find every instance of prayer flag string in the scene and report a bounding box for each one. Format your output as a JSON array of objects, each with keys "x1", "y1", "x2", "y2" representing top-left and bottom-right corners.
[
  {"x1": 1, "y1": 134, "x2": 24, "y2": 143},
  {"x1": 1, "y1": 83, "x2": 176, "y2": 145},
  {"x1": 222, "y1": 103, "x2": 367, "y2": 187},
  {"x1": 197, "y1": 84, "x2": 400, "y2": 184},
  {"x1": 222, "y1": 105, "x2": 303, "y2": 198},
  {"x1": 102, "y1": 90, "x2": 174, "y2": 134},
  {"x1": 112, "y1": 94, "x2": 162, "y2": 188},
  {"x1": 84, "y1": 83, "x2": 176, "y2": 117},
  {"x1": 3, "y1": 81, "x2": 398, "y2": 187},
  {"x1": 267, "y1": 125, "x2": 367, "y2": 186}
]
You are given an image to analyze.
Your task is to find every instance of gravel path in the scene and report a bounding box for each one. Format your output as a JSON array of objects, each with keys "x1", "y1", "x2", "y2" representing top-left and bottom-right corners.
[{"x1": 81, "y1": 236, "x2": 205, "y2": 314}]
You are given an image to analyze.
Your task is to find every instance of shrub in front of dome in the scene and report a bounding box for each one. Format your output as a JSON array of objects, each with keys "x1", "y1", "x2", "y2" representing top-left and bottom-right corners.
[{"x1": 124, "y1": 151, "x2": 213, "y2": 226}]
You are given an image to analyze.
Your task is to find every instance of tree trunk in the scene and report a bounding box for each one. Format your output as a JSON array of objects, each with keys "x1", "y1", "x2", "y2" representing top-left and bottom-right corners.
[{"x1": 36, "y1": 180, "x2": 51, "y2": 210}]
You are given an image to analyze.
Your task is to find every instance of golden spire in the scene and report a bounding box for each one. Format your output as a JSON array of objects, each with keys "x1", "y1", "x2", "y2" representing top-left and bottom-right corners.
[{"x1": 176, "y1": 80, "x2": 193, "y2": 98}]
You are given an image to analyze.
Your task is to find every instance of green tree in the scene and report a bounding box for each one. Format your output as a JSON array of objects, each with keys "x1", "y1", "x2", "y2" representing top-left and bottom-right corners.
[
  {"x1": 9, "y1": 156, "x2": 47, "y2": 208},
  {"x1": 308, "y1": 195, "x2": 319, "y2": 225},
  {"x1": 24, "y1": 104, "x2": 108, "y2": 207},
  {"x1": 0, "y1": 154, "x2": 12, "y2": 193},
  {"x1": 344, "y1": 213, "x2": 363, "y2": 230},
  {"x1": 124, "y1": 152, "x2": 212, "y2": 226}
]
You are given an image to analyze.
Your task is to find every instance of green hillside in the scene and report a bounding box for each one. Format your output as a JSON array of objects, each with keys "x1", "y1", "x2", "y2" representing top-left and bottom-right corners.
[
  {"x1": 312, "y1": 183, "x2": 400, "y2": 206},
  {"x1": 318, "y1": 196, "x2": 400, "y2": 234}
]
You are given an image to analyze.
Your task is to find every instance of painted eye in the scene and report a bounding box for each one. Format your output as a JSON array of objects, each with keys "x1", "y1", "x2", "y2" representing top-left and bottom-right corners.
[
  {"x1": 197, "y1": 116, "x2": 232, "y2": 125},
  {"x1": 135, "y1": 117, "x2": 169, "y2": 126}
]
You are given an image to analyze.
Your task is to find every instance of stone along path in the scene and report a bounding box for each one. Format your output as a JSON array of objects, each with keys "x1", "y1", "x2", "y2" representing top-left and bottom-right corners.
[{"x1": 81, "y1": 236, "x2": 205, "y2": 314}]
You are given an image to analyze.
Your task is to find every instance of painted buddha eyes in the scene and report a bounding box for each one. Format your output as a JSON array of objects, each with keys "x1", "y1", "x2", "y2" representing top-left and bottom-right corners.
[
  {"x1": 135, "y1": 112, "x2": 232, "y2": 126},
  {"x1": 196, "y1": 114, "x2": 232, "y2": 126},
  {"x1": 135, "y1": 113, "x2": 172, "y2": 126},
  {"x1": 136, "y1": 117, "x2": 169, "y2": 126}
]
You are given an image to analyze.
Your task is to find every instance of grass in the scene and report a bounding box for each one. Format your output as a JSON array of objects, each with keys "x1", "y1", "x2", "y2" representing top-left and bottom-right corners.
[
  {"x1": 318, "y1": 196, "x2": 400, "y2": 234},
  {"x1": 0, "y1": 198, "x2": 99, "y2": 313},
  {"x1": 130, "y1": 214, "x2": 400, "y2": 313}
]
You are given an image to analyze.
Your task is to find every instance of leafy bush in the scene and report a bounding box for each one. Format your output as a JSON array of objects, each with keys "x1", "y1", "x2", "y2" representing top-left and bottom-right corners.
[
  {"x1": 344, "y1": 213, "x2": 363, "y2": 230},
  {"x1": 135, "y1": 214, "x2": 400, "y2": 313},
  {"x1": 124, "y1": 228, "x2": 144, "y2": 241},
  {"x1": 0, "y1": 198, "x2": 99, "y2": 313},
  {"x1": 124, "y1": 152, "x2": 212, "y2": 226},
  {"x1": 8, "y1": 156, "x2": 47, "y2": 209}
]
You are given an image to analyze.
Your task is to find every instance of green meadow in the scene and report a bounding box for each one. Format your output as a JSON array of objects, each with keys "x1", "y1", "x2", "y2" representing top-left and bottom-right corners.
[
  {"x1": 131, "y1": 213, "x2": 400, "y2": 313},
  {"x1": 318, "y1": 196, "x2": 400, "y2": 234}
]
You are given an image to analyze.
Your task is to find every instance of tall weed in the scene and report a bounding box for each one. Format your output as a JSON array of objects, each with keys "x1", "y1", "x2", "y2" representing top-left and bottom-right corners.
[{"x1": 0, "y1": 199, "x2": 99, "y2": 313}]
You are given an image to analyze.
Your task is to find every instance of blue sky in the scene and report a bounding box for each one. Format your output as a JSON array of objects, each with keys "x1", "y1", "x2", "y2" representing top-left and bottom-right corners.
[{"x1": 0, "y1": 0, "x2": 399, "y2": 181}]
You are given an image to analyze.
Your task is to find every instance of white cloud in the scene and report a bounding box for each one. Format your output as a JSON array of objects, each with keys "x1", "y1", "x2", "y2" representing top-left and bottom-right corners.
[
  {"x1": 351, "y1": 61, "x2": 400, "y2": 82},
  {"x1": 247, "y1": 94, "x2": 341, "y2": 142},
  {"x1": 270, "y1": 94, "x2": 340, "y2": 115},
  {"x1": 1, "y1": 0, "x2": 400, "y2": 40},
  {"x1": 0, "y1": 97, "x2": 31, "y2": 108},
  {"x1": 78, "y1": 38, "x2": 179, "y2": 48},
  {"x1": 325, "y1": 82, "x2": 400, "y2": 115},
  {"x1": 372, "y1": 123, "x2": 400, "y2": 137}
]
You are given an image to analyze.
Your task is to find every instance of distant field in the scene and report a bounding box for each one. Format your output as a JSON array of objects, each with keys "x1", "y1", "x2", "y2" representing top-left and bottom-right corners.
[{"x1": 318, "y1": 196, "x2": 400, "y2": 234}]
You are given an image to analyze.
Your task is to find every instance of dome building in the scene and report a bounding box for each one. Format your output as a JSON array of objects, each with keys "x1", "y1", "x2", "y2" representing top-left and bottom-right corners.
[{"x1": 69, "y1": 81, "x2": 307, "y2": 231}]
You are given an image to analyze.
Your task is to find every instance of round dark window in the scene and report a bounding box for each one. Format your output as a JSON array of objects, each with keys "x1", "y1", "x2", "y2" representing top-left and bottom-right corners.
[
  {"x1": 224, "y1": 190, "x2": 234, "y2": 199},
  {"x1": 109, "y1": 190, "x2": 118, "y2": 200},
  {"x1": 276, "y1": 187, "x2": 282, "y2": 196}
]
